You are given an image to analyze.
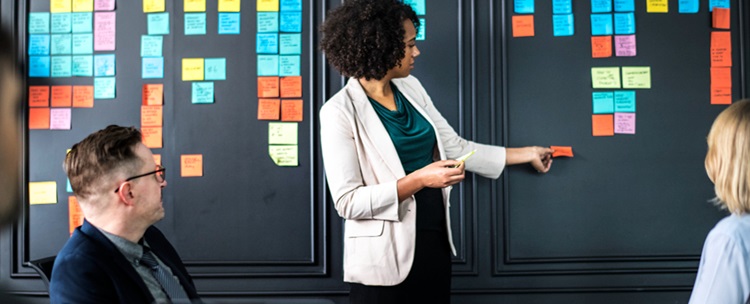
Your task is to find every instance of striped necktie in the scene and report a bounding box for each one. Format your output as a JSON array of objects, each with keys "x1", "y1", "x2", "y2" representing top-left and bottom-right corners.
[{"x1": 140, "y1": 246, "x2": 191, "y2": 303}]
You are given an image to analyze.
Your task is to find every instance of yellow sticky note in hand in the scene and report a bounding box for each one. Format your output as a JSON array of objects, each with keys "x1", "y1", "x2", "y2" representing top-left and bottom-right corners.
[
  {"x1": 182, "y1": 58, "x2": 204, "y2": 81},
  {"x1": 30, "y1": 181, "x2": 58, "y2": 205}
]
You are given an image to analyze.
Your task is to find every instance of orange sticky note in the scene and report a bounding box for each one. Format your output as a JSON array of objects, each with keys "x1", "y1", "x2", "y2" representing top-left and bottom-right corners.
[
  {"x1": 512, "y1": 15, "x2": 534, "y2": 38},
  {"x1": 711, "y1": 67, "x2": 732, "y2": 88},
  {"x1": 68, "y1": 196, "x2": 84, "y2": 235},
  {"x1": 591, "y1": 36, "x2": 612, "y2": 58},
  {"x1": 258, "y1": 77, "x2": 280, "y2": 98},
  {"x1": 29, "y1": 108, "x2": 51, "y2": 129},
  {"x1": 153, "y1": 154, "x2": 161, "y2": 165},
  {"x1": 29, "y1": 86, "x2": 50, "y2": 107},
  {"x1": 141, "y1": 105, "x2": 163, "y2": 127},
  {"x1": 711, "y1": 87, "x2": 732, "y2": 105},
  {"x1": 712, "y1": 8, "x2": 730, "y2": 29},
  {"x1": 592, "y1": 114, "x2": 614, "y2": 136},
  {"x1": 710, "y1": 31, "x2": 731, "y2": 67},
  {"x1": 72, "y1": 86, "x2": 94, "y2": 108},
  {"x1": 550, "y1": 146, "x2": 574, "y2": 158},
  {"x1": 258, "y1": 99, "x2": 280, "y2": 120},
  {"x1": 51, "y1": 86, "x2": 72, "y2": 107},
  {"x1": 180, "y1": 154, "x2": 203, "y2": 177},
  {"x1": 142, "y1": 127, "x2": 162, "y2": 148},
  {"x1": 142, "y1": 84, "x2": 164, "y2": 105},
  {"x1": 280, "y1": 76, "x2": 302, "y2": 98},
  {"x1": 281, "y1": 99, "x2": 303, "y2": 122}
]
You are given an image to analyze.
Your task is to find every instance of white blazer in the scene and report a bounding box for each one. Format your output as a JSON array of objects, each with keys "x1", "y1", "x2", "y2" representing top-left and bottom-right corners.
[{"x1": 320, "y1": 75, "x2": 506, "y2": 286}]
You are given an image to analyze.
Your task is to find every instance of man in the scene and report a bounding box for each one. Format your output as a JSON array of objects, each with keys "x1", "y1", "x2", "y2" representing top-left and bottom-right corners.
[{"x1": 50, "y1": 125, "x2": 202, "y2": 304}]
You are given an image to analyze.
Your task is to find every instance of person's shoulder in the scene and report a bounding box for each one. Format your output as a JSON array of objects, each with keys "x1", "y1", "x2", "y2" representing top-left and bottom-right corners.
[
  {"x1": 708, "y1": 214, "x2": 750, "y2": 245},
  {"x1": 320, "y1": 85, "x2": 357, "y2": 118}
]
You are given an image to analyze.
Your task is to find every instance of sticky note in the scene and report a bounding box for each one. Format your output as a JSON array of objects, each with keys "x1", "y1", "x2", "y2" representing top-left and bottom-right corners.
[
  {"x1": 185, "y1": 0, "x2": 206, "y2": 12},
  {"x1": 614, "y1": 91, "x2": 636, "y2": 112},
  {"x1": 711, "y1": 67, "x2": 732, "y2": 88},
  {"x1": 514, "y1": 0, "x2": 534, "y2": 13},
  {"x1": 50, "y1": 108, "x2": 72, "y2": 130},
  {"x1": 550, "y1": 146, "x2": 574, "y2": 158},
  {"x1": 93, "y1": 12, "x2": 115, "y2": 51},
  {"x1": 142, "y1": 127, "x2": 162, "y2": 148},
  {"x1": 280, "y1": 12, "x2": 302, "y2": 32},
  {"x1": 68, "y1": 196, "x2": 84, "y2": 234},
  {"x1": 184, "y1": 13, "x2": 207, "y2": 35},
  {"x1": 592, "y1": 114, "x2": 614, "y2": 136},
  {"x1": 279, "y1": 34, "x2": 301, "y2": 54},
  {"x1": 182, "y1": 58, "x2": 204, "y2": 81},
  {"x1": 51, "y1": 85, "x2": 73, "y2": 107},
  {"x1": 709, "y1": 0, "x2": 729, "y2": 12},
  {"x1": 29, "y1": 181, "x2": 57, "y2": 204},
  {"x1": 141, "y1": 105, "x2": 163, "y2": 127},
  {"x1": 592, "y1": 0, "x2": 612, "y2": 13},
  {"x1": 29, "y1": 34, "x2": 51, "y2": 55},
  {"x1": 269, "y1": 122, "x2": 298, "y2": 144},
  {"x1": 180, "y1": 154, "x2": 203, "y2": 177},
  {"x1": 29, "y1": 86, "x2": 50, "y2": 107},
  {"x1": 73, "y1": 0, "x2": 94, "y2": 12},
  {"x1": 614, "y1": 0, "x2": 635, "y2": 12},
  {"x1": 142, "y1": 57, "x2": 164, "y2": 79},
  {"x1": 71, "y1": 33, "x2": 93, "y2": 54},
  {"x1": 403, "y1": 0, "x2": 426, "y2": 15},
  {"x1": 141, "y1": 35, "x2": 163, "y2": 57},
  {"x1": 711, "y1": 31, "x2": 731, "y2": 67},
  {"x1": 153, "y1": 154, "x2": 162, "y2": 165},
  {"x1": 191, "y1": 82, "x2": 214, "y2": 104},
  {"x1": 269, "y1": 145, "x2": 298, "y2": 166},
  {"x1": 71, "y1": 12, "x2": 93, "y2": 33},
  {"x1": 280, "y1": 0, "x2": 302, "y2": 11},
  {"x1": 553, "y1": 0, "x2": 572, "y2": 14},
  {"x1": 552, "y1": 14, "x2": 574, "y2": 36},
  {"x1": 204, "y1": 58, "x2": 226, "y2": 80},
  {"x1": 95, "y1": 0, "x2": 116, "y2": 11},
  {"x1": 591, "y1": 67, "x2": 620, "y2": 88},
  {"x1": 257, "y1": 0, "x2": 279, "y2": 12},
  {"x1": 51, "y1": 34, "x2": 72, "y2": 55},
  {"x1": 51, "y1": 0, "x2": 73, "y2": 13},
  {"x1": 591, "y1": 14, "x2": 613, "y2": 35},
  {"x1": 143, "y1": 0, "x2": 165, "y2": 12},
  {"x1": 66, "y1": 178, "x2": 73, "y2": 192},
  {"x1": 29, "y1": 56, "x2": 51, "y2": 77},
  {"x1": 614, "y1": 35, "x2": 636, "y2": 57},
  {"x1": 218, "y1": 13, "x2": 241, "y2": 34},
  {"x1": 592, "y1": 92, "x2": 614, "y2": 114},
  {"x1": 280, "y1": 76, "x2": 301, "y2": 98},
  {"x1": 94, "y1": 76, "x2": 116, "y2": 99},
  {"x1": 148, "y1": 13, "x2": 170, "y2": 35},
  {"x1": 258, "y1": 55, "x2": 279, "y2": 76},
  {"x1": 71, "y1": 55, "x2": 93, "y2": 76},
  {"x1": 94, "y1": 54, "x2": 115, "y2": 76},
  {"x1": 647, "y1": 0, "x2": 668, "y2": 13},
  {"x1": 416, "y1": 18, "x2": 425, "y2": 41},
  {"x1": 257, "y1": 33, "x2": 279, "y2": 54},
  {"x1": 281, "y1": 99, "x2": 303, "y2": 121},
  {"x1": 51, "y1": 56, "x2": 72, "y2": 77},
  {"x1": 512, "y1": 15, "x2": 534, "y2": 37},
  {"x1": 258, "y1": 12, "x2": 278, "y2": 32},
  {"x1": 219, "y1": 0, "x2": 242, "y2": 12},
  {"x1": 72, "y1": 85, "x2": 94, "y2": 107},
  {"x1": 679, "y1": 0, "x2": 698, "y2": 13},
  {"x1": 711, "y1": 86, "x2": 732, "y2": 105},
  {"x1": 614, "y1": 13, "x2": 635, "y2": 34},
  {"x1": 51, "y1": 13, "x2": 72, "y2": 33},
  {"x1": 29, "y1": 108, "x2": 51, "y2": 129},
  {"x1": 621, "y1": 66, "x2": 651, "y2": 89},
  {"x1": 591, "y1": 36, "x2": 612, "y2": 58},
  {"x1": 279, "y1": 55, "x2": 300, "y2": 76},
  {"x1": 258, "y1": 77, "x2": 280, "y2": 97},
  {"x1": 614, "y1": 113, "x2": 635, "y2": 134},
  {"x1": 712, "y1": 8, "x2": 730, "y2": 29},
  {"x1": 29, "y1": 12, "x2": 50, "y2": 34},
  {"x1": 143, "y1": 84, "x2": 164, "y2": 105},
  {"x1": 258, "y1": 98, "x2": 280, "y2": 120}
]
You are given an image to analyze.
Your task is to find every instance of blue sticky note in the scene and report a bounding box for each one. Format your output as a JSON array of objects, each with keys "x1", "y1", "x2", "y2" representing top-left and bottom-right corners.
[
  {"x1": 51, "y1": 56, "x2": 72, "y2": 77},
  {"x1": 614, "y1": 13, "x2": 635, "y2": 35},
  {"x1": 66, "y1": 179, "x2": 72, "y2": 192},
  {"x1": 28, "y1": 34, "x2": 51, "y2": 55},
  {"x1": 191, "y1": 82, "x2": 214, "y2": 104},
  {"x1": 204, "y1": 58, "x2": 226, "y2": 80},
  {"x1": 614, "y1": 91, "x2": 636, "y2": 112},
  {"x1": 258, "y1": 55, "x2": 279, "y2": 76},
  {"x1": 72, "y1": 55, "x2": 93, "y2": 76},
  {"x1": 279, "y1": 55, "x2": 300, "y2": 76},
  {"x1": 94, "y1": 77, "x2": 116, "y2": 99},
  {"x1": 279, "y1": 34, "x2": 301, "y2": 55},
  {"x1": 148, "y1": 12, "x2": 170, "y2": 35},
  {"x1": 280, "y1": 0, "x2": 302, "y2": 11},
  {"x1": 403, "y1": 0, "x2": 425, "y2": 15},
  {"x1": 591, "y1": 0, "x2": 612, "y2": 13},
  {"x1": 72, "y1": 33, "x2": 93, "y2": 54},
  {"x1": 141, "y1": 57, "x2": 163, "y2": 79},
  {"x1": 94, "y1": 54, "x2": 115, "y2": 77},
  {"x1": 590, "y1": 14, "x2": 613, "y2": 36},
  {"x1": 553, "y1": 14, "x2": 574, "y2": 36},
  {"x1": 184, "y1": 13, "x2": 206, "y2": 35},
  {"x1": 140, "y1": 35, "x2": 163, "y2": 57},
  {"x1": 218, "y1": 13, "x2": 241, "y2": 34},
  {"x1": 553, "y1": 0, "x2": 572, "y2": 14},
  {"x1": 514, "y1": 0, "x2": 534, "y2": 14},
  {"x1": 279, "y1": 12, "x2": 302, "y2": 32},
  {"x1": 416, "y1": 18, "x2": 425, "y2": 40},
  {"x1": 51, "y1": 13, "x2": 71, "y2": 33},
  {"x1": 709, "y1": 0, "x2": 729, "y2": 12},
  {"x1": 592, "y1": 92, "x2": 614, "y2": 114},
  {"x1": 258, "y1": 12, "x2": 278, "y2": 32},
  {"x1": 678, "y1": 0, "x2": 699, "y2": 13},
  {"x1": 71, "y1": 13, "x2": 93, "y2": 33},
  {"x1": 614, "y1": 0, "x2": 635, "y2": 12},
  {"x1": 51, "y1": 34, "x2": 72, "y2": 55},
  {"x1": 29, "y1": 56, "x2": 51, "y2": 77},
  {"x1": 257, "y1": 33, "x2": 279, "y2": 54},
  {"x1": 29, "y1": 12, "x2": 50, "y2": 34}
]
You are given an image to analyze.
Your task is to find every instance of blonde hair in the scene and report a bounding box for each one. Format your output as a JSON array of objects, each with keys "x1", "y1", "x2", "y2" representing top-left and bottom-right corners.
[{"x1": 705, "y1": 99, "x2": 750, "y2": 214}]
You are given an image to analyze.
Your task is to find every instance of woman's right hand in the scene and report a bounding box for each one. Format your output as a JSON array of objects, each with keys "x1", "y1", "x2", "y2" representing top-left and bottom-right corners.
[{"x1": 414, "y1": 160, "x2": 466, "y2": 188}]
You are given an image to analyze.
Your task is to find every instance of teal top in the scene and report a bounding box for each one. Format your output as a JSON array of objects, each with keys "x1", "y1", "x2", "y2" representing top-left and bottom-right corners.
[{"x1": 368, "y1": 83, "x2": 436, "y2": 174}]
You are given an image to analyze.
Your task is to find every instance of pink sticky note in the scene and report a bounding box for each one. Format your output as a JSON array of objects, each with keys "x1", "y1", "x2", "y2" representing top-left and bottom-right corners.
[
  {"x1": 615, "y1": 35, "x2": 636, "y2": 57},
  {"x1": 94, "y1": 12, "x2": 116, "y2": 51},
  {"x1": 95, "y1": 0, "x2": 115, "y2": 11},
  {"x1": 614, "y1": 113, "x2": 635, "y2": 134},
  {"x1": 50, "y1": 108, "x2": 72, "y2": 130}
]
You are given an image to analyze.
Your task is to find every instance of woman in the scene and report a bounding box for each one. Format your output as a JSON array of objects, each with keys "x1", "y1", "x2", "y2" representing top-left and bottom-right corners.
[
  {"x1": 319, "y1": 1, "x2": 553, "y2": 303},
  {"x1": 689, "y1": 99, "x2": 750, "y2": 304}
]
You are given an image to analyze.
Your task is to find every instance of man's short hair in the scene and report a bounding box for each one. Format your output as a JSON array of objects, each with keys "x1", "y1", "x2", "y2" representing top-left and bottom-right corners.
[{"x1": 705, "y1": 99, "x2": 750, "y2": 214}]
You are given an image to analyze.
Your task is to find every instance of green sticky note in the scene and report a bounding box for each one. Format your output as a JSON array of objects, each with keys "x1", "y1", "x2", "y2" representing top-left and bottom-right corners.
[
  {"x1": 51, "y1": 56, "x2": 72, "y2": 77},
  {"x1": 94, "y1": 77, "x2": 116, "y2": 99},
  {"x1": 258, "y1": 55, "x2": 279, "y2": 76},
  {"x1": 204, "y1": 58, "x2": 226, "y2": 80},
  {"x1": 191, "y1": 82, "x2": 214, "y2": 104},
  {"x1": 51, "y1": 13, "x2": 72, "y2": 33},
  {"x1": 71, "y1": 55, "x2": 93, "y2": 76},
  {"x1": 592, "y1": 92, "x2": 614, "y2": 114},
  {"x1": 71, "y1": 12, "x2": 92, "y2": 33},
  {"x1": 269, "y1": 145, "x2": 298, "y2": 166},
  {"x1": 72, "y1": 33, "x2": 93, "y2": 54},
  {"x1": 29, "y1": 12, "x2": 51, "y2": 34},
  {"x1": 591, "y1": 67, "x2": 621, "y2": 88},
  {"x1": 622, "y1": 66, "x2": 651, "y2": 89},
  {"x1": 184, "y1": 13, "x2": 206, "y2": 35},
  {"x1": 269, "y1": 122, "x2": 298, "y2": 145},
  {"x1": 140, "y1": 35, "x2": 163, "y2": 57},
  {"x1": 148, "y1": 12, "x2": 170, "y2": 35},
  {"x1": 279, "y1": 55, "x2": 300, "y2": 76}
]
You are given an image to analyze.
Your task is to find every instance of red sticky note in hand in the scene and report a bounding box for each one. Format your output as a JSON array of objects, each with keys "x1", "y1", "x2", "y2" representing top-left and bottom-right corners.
[{"x1": 550, "y1": 146, "x2": 573, "y2": 158}]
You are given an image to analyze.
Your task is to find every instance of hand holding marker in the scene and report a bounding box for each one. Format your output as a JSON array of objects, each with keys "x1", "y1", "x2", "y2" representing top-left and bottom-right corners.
[{"x1": 452, "y1": 150, "x2": 476, "y2": 168}]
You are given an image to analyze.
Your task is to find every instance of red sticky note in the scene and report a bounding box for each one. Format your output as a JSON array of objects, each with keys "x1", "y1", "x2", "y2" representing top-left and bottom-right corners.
[
  {"x1": 180, "y1": 154, "x2": 203, "y2": 177},
  {"x1": 258, "y1": 99, "x2": 280, "y2": 120},
  {"x1": 550, "y1": 146, "x2": 573, "y2": 158},
  {"x1": 29, "y1": 86, "x2": 50, "y2": 107},
  {"x1": 258, "y1": 76, "x2": 279, "y2": 98},
  {"x1": 141, "y1": 105, "x2": 163, "y2": 127},
  {"x1": 281, "y1": 99, "x2": 303, "y2": 122},
  {"x1": 512, "y1": 15, "x2": 534, "y2": 38},
  {"x1": 711, "y1": 86, "x2": 732, "y2": 105},
  {"x1": 592, "y1": 114, "x2": 614, "y2": 136},
  {"x1": 142, "y1": 84, "x2": 164, "y2": 105},
  {"x1": 68, "y1": 196, "x2": 84, "y2": 235},
  {"x1": 51, "y1": 86, "x2": 72, "y2": 107},
  {"x1": 280, "y1": 76, "x2": 302, "y2": 98},
  {"x1": 29, "y1": 107, "x2": 51, "y2": 130},
  {"x1": 141, "y1": 127, "x2": 162, "y2": 148},
  {"x1": 711, "y1": 67, "x2": 732, "y2": 88},
  {"x1": 72, "y1": 86, "x2": 94, "y2": 108},
  {"x1": 591, "y1": 36, "x2": 612, "y2": 58},
  {"x1": 712, "y1": 8, "x2": 730, "y2": 29},
  {"x1": 710, "y1": 31, "x2": 731, "y2": 67}
]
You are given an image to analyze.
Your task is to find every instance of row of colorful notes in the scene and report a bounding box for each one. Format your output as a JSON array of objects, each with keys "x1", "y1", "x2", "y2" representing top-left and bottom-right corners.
[
  {"x1": 257, "y1": 76, "x2": 301, "y2": 98},
  {"x1": 591, "y1": 66, "x2": 651, "y2": 89},
  {"x1": 184, "y1": 0, "x2": 302, "y2": 12},
  {"x1": 257, "y1": 33, "x2": 301, "y2": 54},
  {"x1": 592, "y1": 113, "x2": 635, "y2": 136},
  {"x1": 181, "y1": 58, "x2": 227, "y2": 81},
  {"x1": 29, "y1": 108, "x2": 72, "y2": 130},
  {"x1": 183, "y1": 12, "x2": 247, "y2": 35},
  {"x1": 29, "y1": 85, "x2": 95, "y2": 107},
  {"x1": 258, "y1": 99, "x2": 302, "y2": 121},
  {"x1": 257, "y1": 55, "x2": 300, "y2": 76},
  {"x1": 29, "y1": 32, "x2": 115, "y2": 55},
  {"x1": 257, "y1": 0, "x2": 302, "y2": 12},
  {"x1": 592, "y1": 35, "x2": 636, "y2": 58},
  {"x1": 28, "y1": 54, "x2": 115, "y2": 77},
  {"x1": 256, "y1": 12, "x2": 304, "y2": 33},
  {"x1": 269, "y1": 122, "x2": 299, "y2": 166},
  {"x1": 514, "y1": 0, "x2": 728, "y2": 14},
  {"x1": 29, "y1": 12, "x2": 114, "y2": 34},
  {"x1": 50, "y1": 0, "x2": 116, "y2": 13},
  {"x1": 30, "y1": 76, "x2": 112, "y2": 99},
  {"x1": 592, "y1": 91, "x2": 636, "y2": 114}
]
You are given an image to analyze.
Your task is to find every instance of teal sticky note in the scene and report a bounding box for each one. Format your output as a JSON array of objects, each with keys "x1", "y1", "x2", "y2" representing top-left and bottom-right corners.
[
  {"x1": 72, "y1": 33, "x2": 93, "y2": 54},
  {"x1": 28, "y1": 34, "x2": 50, "y2": 55},
  {"x1": 141, "y1": 57, "x2": 163, "y2": 79},
  {"x1": 184, "y1": 13, "x2": 206, "y2": 35},
  {"x1": 590, "y1": 14, "x2": 613, "y2": 36},
  {"x1": 94, "y1": 54, "x2": 115, "y2": 76},
  {"x1": 258, "y1": 12, "x2": 278, "y2": 32},
  {"x1": 592, "y1": 0, "x2": 612, "y2": 13},
  {"x1": 257, "y1": 33, "x2": 278, "y2": 54},
  {"x1": 614, "y1": 12, "x2": 635, "y2": 35},
  {"x1": 279, "y1": 55, "x2": 300, "y2": 76},
  {"x1": 29, "y1": 12, "x2": 50, "y2": 34},
  {"x1": 94, "y1": 77, "x2": 115, "y2": 99},
  {"x1": 678, "y1": 0, "x2": 699, "y2": 13},
  {"x1": 279, "y1": 12, "x2": 301, "y2": 32},
  {"x1": 709, "y1": 0, "x2": 729, "y2": 12},
  {"x1": 592, "y1": 92, "x2": 614, "y2": 114},
  {"x1": 148, "y1": 12, "x2": 170, "y2": 35},
  {"x1": 191, "y1": 82, "x2": 214, "y2": 104},
  {"x1": 51, "y1": 34, "x2": 72, "y2": 55},
  {"x1": 66, "y1": 179, "x2": 72, "y2": 192},
  {"x1": 258, "y1": 55, "x2": 279, "y2": 76},
  {"x1": 29, "y1": 56, "x2": 50, "y2": 77},
  {"x1": 204, "y1": 58, "x2": 226, "y2": 80},
  {"x1": 280, "y1": 0, "x2": 302, "y2": 11},
  {"x1": 614, "y1": 0, "x2": 635, "y2": 12},
  {"x1": 51, "y1": 13, "x2": 71, "y2": 33},
  {"x1": 72, "y1": 55, "x2": 93, "y2": 76},
  {"x1": 416, "y1": 18, "x2": 425, "y2": 40},
  {"x1": 614, "y1": 91, "x2": 635, "y2": 112},
  {"x1": 553, "y1": 0, "x2": 572, "y2": 14},
  {"x1": 71, "y1": 13, "x2": 93, "y2": 33},
  {"x1": 403, "y1": 0, "x2": 425, "y2": 15},
  {"x1": 51, "y1": 56, "x2": 72, "y2": 77},
  {"x1": 553, "y1": 14, "x2": 574, "y2": 36},
  {"x1": 140, "y1": 35, "x2": 163, "y2": 57},
  {"x1": 218, "y1": 13, "x2": 240, "y2": 34},
  {"x1": 279, "y1": 34, "x2": 301, "y2": 55},
  {"x1": 514, "y1": 0, "x2": 534, "y2": 14}
]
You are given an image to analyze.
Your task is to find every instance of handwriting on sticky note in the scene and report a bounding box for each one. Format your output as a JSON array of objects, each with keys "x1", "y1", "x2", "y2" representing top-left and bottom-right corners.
[
  {"x1": 647, "y1": 0, "x2": 668, "y2": 13},
  {"x1": 204, "y1": 58, "x2": 226, "y2": 80},
  {"x1": 50, "y1": 108, "x2": 72, "y2": 130},
  {"x1": 141, "y1": 105, "x2": 163, "y2": 127},
  {"x1": 592, "y1": 114, "x2": 614, "y2": 136},
  {"x1": 258, "y1": 12, "x2": 278, "y2": 32},
  {"x1": 29, "y1": 108, "x2": 50, "y2": 130},
  {"x1": 711, "y1": 67, "x2": 732, "y2": 88},
  {"x1": 143, "y1": 84, "x2": 164, "y2": 105},
  {"x1": 591, "y1": 67, "x2": 621, "y2": 88},
  {"x1": 147, "y1": 12, "x2": 170, "y2": 35},
  {"x1": 591, "y1": 14, "x2": 613, "y2": 35},
  {"x1": 258, "y1": 99, "x2": 280, "y2": 120},
  {"x1": 181, "y1": 154, "x2": 203, "y2": 177},
  {"x1": 711, "y1": 31, "x2": 731, "y2": 67},
  {"x1": 185, "y1": 0, "x2": 206, "y2": 12},
  {"x1": 51, "y1": 0, "x2": 72, "y2": 13},
  {"x1": 95, "y1": 0, "x2": 116, "y2": 11},
  {"x1": 512, "y1": 15, "x2": 534, "y2": 37},
  {"x1": 29, "y1": 86, "x2": 50, "y2": 107},
  {"x1": 257, "y1": 0, "x2": 279, "y2": 12},
  {"x1": 614, "y1": 35, "x2": 636, "y2": 57},
  {"x1": 143, "y1": 0, "x2": 165, "y2": 12},
  {"x1": 258, "y1": 76, "x2": 280, "y2": 97},
  {"x1": 711, "y1": 86, "x2": 732, "y2": 105},
  {"x1": 72, "y1": 85, "x2": 94, "y2": 108},
  {"x1": 72, "y1": 0, "x2": 93, "y2": 11},
  {"x1": 94, "y1": 12, "x2": 115, "y2": 51},
  {"x1": 622, "y1": 66, "x2": 651, "y2": 89},
  {"x1": 591, "y1": 38, "x2": 611, "y2": 59},
  {"x1": 280, "y1": 76, "x2": 302, "y2": 98},
  {"x1": 191, "y1": 82, "x2": 214, "y2": 104},
  {"x1": 614, "y1": 113, "x2": 636, "y2": 134},
  {"x1": 68, "y1": 196, "x2": 83, "y2": 234},
  {"x1": 281, "y1": 99, "x2": 303, "y2": 121},
  {"x1": 182, "y1": 58, "x2": 204, "y2": 81},
  {"x1": 269, "y1": 122, "x2": 298, "y2": 145},
  {"x1": 614, "y1": 90, "x2": 636, "y2": 112},
  {"x1": 550, "y1": 146, "x2": 573, "y2": 158},
  {"x1": 30, "y1": 181, "x2": 57, "y2": 205},
  {"x1": 142, "y1": 127, "x2": 162, "y2": 148},
  {"x1": 592, "y1": 92, "x2": 614, "y2": 114},
  {"x1": 94, "y1": 76, "x2": 116, "y2": 99},
  {"x1": 269, "y1": 145, "x2": 298, "y2": 166}
]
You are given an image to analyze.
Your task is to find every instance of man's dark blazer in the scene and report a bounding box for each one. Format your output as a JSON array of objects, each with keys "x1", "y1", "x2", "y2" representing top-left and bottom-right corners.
[{"x1": 49, "y1": 220, "x2": 201, "y2": 303}]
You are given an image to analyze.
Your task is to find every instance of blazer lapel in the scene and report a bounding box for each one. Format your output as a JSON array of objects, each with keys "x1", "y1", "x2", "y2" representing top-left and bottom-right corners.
[{"x1": 392, "y1": 79, "x2": 446, "y2": 161}]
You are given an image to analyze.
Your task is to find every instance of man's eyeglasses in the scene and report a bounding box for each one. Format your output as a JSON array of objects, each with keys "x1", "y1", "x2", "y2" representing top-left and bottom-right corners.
[{"x1": 114, "y1": 166, "x2": 166, "y2": 193}]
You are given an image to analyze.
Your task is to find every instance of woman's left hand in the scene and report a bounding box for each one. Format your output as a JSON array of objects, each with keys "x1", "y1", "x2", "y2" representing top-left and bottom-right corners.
[{"x1": 530, "y1": 146, "x2": 553, "y2": 173}]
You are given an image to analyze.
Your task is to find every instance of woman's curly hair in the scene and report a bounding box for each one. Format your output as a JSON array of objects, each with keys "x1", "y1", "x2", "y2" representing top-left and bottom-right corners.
[{"x1": 320, "y1": 0, "x2": 420, "y2": 80}]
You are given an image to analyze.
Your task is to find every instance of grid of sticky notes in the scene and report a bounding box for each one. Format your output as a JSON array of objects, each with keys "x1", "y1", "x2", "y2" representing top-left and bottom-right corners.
[
  {"x1": 182, "y1": 58, "x2": 226, "y2": 104},
  {"x1": 258, "y1": 0, "x2": 302, "y2": 167},
  {"x1": 511, "y1": 0, "x2": 534, "y2": 37},
  {"x1": 590, "y1": 67, "x2": 649, "y2": 136},
  {"x1": 710, "y1": 3, "x2": 732, "y2": 105},
  {"x1": 590, "y1": 0, "x2": 636, "y2": 58},
  {"x1": 141, "y1": 0, "x2": 167, "y2": 150},
  {"x1": 403, "y1": 0, "x2": 425, "y2": 40}
]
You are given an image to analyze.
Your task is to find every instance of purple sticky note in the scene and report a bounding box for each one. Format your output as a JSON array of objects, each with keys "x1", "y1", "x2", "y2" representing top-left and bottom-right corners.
[
  {"x1": 615, "y1": 35, "x2": 636, "y2": 57},
  {"x1": 94, "y1": 12, "x2": 115, "y2": 51},
  {"x1": 50, "y1": 108, "x2": 72, "y2": 130},
  {"x1": 614, "y1": 113, "x2": 635, "y2": 134},
  {"x1": 95, "y1": 0, "x2": 115, "y2": 11}
]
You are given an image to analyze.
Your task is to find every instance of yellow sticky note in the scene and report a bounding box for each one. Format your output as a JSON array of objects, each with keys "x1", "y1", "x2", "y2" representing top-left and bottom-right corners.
[
  {"x1": 29, "y1": 181, "x2": 58, "y2": 205},
  {"x1": 219, "y1": 0, "x2": 242, "y2": 12},
  {"x1": 185, "y1": 0, "x2": 206, "y2": 12},
  {"x1": 144, "y1": 0, "x2": 166, "y2": 12},
  {"x1": 257, "y1": 0, "x2": 278, "y2": 12},
  {"x1": 182, "y1": 58, "x2": 204, "y2": 81},
  {"x1": 622, "y1": 66, "x2": 651, "y2": 89},
  {"x1": 647, "y1": 0, "x2": 668, "y2": 13},
  {"x1": 269, "y1": 145, "x2": 298, "y2": 166},
  {"x1": 591, "y1": 67, "x2": 621, "y2": 89},
  {"x1": 72, "y1": 0, "x2": 94, "y2": 12},
  {"x1": 51, "y1": 0, "x2": 72, "y2": 12},
  {"x1": 268, "y1": 122, "x2": 298, "y2": 145}
]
